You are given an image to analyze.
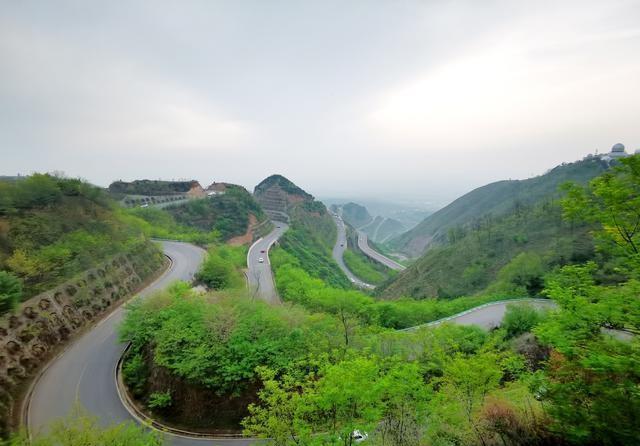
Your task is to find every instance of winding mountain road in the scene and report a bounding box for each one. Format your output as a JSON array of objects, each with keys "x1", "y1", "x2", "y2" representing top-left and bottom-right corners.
[
  {"x1": 26, "y1": 241, "x2": 256, "y2": 445},
  {"x1": 330, "y1": 214, "x2": 373, "y2": 289},
  {"x1": 356, "y1": 231, "x2": 406, "y2": 271},
  {"x1": 246, "y1": 223, "x2": 289, "y2": 304}
]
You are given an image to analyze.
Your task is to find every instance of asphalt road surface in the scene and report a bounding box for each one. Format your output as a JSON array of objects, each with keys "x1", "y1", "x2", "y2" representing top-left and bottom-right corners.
[
  {"x1": 25, "y1": 241, "x2": 261, "y2": 446},
  {"x1": 246, "y1": 223, "x2": 289, "y2": 304},
  {"x1": 356, "y1": 231, "x2": 406, "y2": 271},
  {"x1": 330, "y1": 214, "x2": 373, "y2": 289}
]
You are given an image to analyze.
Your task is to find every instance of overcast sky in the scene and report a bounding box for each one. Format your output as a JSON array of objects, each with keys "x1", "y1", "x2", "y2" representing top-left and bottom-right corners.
[{"x1": 1, "y1": 0, "x2": 640, "y2": 208}]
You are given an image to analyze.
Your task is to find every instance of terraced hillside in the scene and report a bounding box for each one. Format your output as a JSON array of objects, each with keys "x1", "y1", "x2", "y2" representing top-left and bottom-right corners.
[
  {"x1": 254, "y1": 174, "x2": 312, "y2": 223},
  {"x1": 257, "y1": 175, "x2": 349, "y2": 288}
]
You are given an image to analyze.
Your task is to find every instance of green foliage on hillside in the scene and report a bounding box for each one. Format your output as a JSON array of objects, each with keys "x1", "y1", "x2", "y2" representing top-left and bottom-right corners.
[
  {"x1": 272, "y1": 248, "x2": 524, "y2": 330},
  {"x1": 125, "y1": 206, "x2": 220, "y2": 244},
  {"x1": 561, "y1": 155, "x2": 640, "y2": 265},
  {"x1": 343, "y1": 250, "x2": 388, "y2": 285},
  {"x1": 119, "y1": 286, "x2": 344, "y2": 400},
  {"x1": 108, "y1": 179, "x2": 197, "y2": 196},
  {"x1": 0, "y1": 272, "x2": 22, "y2": 314},
  {"x1": 196, "y1": 245, "x2": 246, "y2": 290},
  {"x1": 390, "y1": 157, "x2": 609, "y2": 257},
  {"x1": 343, "y1": 225, "x2": 395, "y2": 284},
  {"x1": 125, "y1": 185, "x2": 265, "y2": 243},
  {"x1": 379, "y1": 200, "x2": 595, "y2": 299},
  {"x1": 168, "y1": 186, "x2": 265, "y2": 240},
  {"x1": 277, "y1": 199, "x2": 350, "y2": 288},
  {"x1": 0, "y1": 174, "x2": 150, "y2": 303},
  {"x1": 120, "y1": 160, "x2": 640, "y2": 443},
  {"x1": 4, "y1": 412, "x2": 162, "y2": 446},
  {"x1": 502, "y1": 303, "x2": 547, "y2": 339}
]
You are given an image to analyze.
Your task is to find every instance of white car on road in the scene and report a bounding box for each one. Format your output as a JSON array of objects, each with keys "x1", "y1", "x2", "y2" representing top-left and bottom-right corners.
[{"x1": 258, "y1": 257, "x2": 264, "y2": 263}]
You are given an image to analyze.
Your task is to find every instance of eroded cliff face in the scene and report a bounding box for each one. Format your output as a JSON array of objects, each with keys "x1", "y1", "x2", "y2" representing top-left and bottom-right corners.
[{"x1": 0, "y1": 240, "x2": 165, "y2": 435}]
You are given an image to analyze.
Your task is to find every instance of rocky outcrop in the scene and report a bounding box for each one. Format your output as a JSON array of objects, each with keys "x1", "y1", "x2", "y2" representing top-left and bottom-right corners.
[{"x1": 0, "y1": 241, "x2": 165, "y2": 436}]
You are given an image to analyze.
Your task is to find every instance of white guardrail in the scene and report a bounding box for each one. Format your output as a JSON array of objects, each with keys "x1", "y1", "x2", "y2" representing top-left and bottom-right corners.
[{"x1": 397, "y1": 298, "x2": 556, "y2": 332}]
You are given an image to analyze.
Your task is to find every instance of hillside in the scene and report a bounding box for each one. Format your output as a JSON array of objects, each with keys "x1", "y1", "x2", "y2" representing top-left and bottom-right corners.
[
  {"x1": 361, "y1": 216, "x2": 406, "y2": 243},
  {"x1": 388, "y1": 158, "x2": 610, "y2": 257},
  {"x1": 256, "y1": 175, "x2": 349, "y2": 288},
  {"x1": 378, "y1": 199, "x2": 595, "y2": 299},
  {"x1": 341, "y1": 202, "x2": 372, "y2": 228},
  {"x1": 336, "y1": 202, "x2": 408, "y2": 244},
  {"x1": 127, "y1": 184, "x2": 269, "y2": 243},
  {"x1": 0, "y1": 174, "x2": 158, "y2": 307}
]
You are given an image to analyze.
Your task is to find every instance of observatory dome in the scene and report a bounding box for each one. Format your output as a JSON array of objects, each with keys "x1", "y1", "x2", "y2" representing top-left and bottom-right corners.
[{"x1": 612, "y1": 143, "x2": 625, "y2": 153}]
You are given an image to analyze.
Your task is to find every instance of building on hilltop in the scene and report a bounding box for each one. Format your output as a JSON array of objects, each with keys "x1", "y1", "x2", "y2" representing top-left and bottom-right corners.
[
  {"x1": 206, "y1": 182, "x2": 228, "y2": 196},
  {"x1": 600, "y1": 143, "x2": 630, "y2": 162}
]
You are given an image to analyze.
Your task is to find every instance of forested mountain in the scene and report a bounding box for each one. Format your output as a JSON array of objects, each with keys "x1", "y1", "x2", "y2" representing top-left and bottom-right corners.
[
  {"x1": 388, "y1": 157, "x2": 610, "y2": 257},
  {"x1": 378, "y1": 199, "x2": 594, "y2": 299}
]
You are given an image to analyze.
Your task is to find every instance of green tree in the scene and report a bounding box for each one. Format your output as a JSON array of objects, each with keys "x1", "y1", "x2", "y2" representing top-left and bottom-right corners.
[
  {"x1": 306, "y1": 357, "x2": 382, "y2": 445},
  {"x1": 491, "y1": 252, "x2": 546, "y2": 297},
  {"x1": 0, "y1": 271, "x2": 22, "y2": 314},
  {"x1": 148, "y1": 391, "x2": 172, "y2": 410},
  {"x1": 4, "y1": 412, "x2": 162, "y2": 446},
  {"x1": 243, "y1": 367, "x2": 315, "y2": 446},
  {"x1": 376, "y1": 361, "x2": 430, "y2": 446},
  {"x1": 562, "y1": 155, "x2": 640, "y2": 264},
  {"x1": 501, "y1": 304, "x2": 544, "y2": 339},
  {"x1": 427, "y1": 353, "x2": 503, "y2": 446},
  {"x1": 534, "y1": 264, "x2": 640, "y2": 445}
]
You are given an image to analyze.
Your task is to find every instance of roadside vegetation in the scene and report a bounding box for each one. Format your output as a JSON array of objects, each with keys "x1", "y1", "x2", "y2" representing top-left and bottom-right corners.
[
  {"x1": 196, "y1": 244, "x2": 247, "y2": 290},
  {"x1": 271, "y1": 247, "x2": 523, "y2": 330},
  {"x1": 114, "y1": 156, "x2": 640, "y2": 445},
  {"x1": 0, "y1": 174, "x2": 153, "y2": 311},
  {"x1": 343, "y1": 226, "x2": 394, "y2": 285},
  {"x1": 3, "y1": 412, "x2": 161, "y2": 445},
  {"x1": 278, "y1": 200, "x2": 350, "y2": 288},
  {"x1": 343, "y1": 250, "x2": 387, "y2": 284}
]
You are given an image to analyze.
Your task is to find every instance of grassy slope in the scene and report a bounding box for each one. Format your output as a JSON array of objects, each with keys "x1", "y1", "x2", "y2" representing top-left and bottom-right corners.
[
  {"x1": 343, "y1": 225, "x2": 394, "y2": 285},
  {"x1": 378, "y1": 201, "x2": 594, "y2": 299},
  {"x1": 388, "y1": 158, "x2": 609, "y2": 257},
  {"x1": 279, "y1": 201, "x2": 350, "y2": 288}
]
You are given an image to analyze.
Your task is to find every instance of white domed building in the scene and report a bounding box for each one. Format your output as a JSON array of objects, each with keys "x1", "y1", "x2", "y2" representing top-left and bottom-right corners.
[{"x1": 600, "y1": 143, "x2": 629, "y2": 161}]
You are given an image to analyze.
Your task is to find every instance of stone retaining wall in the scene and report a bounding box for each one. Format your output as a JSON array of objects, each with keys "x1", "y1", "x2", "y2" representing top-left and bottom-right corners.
[{"x1": 0, "y1": 240, "x2": 165, "y2": 436}]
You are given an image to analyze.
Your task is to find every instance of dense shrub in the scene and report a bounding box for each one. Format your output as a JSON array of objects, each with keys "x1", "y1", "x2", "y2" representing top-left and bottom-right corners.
[{"x1": 0, "y1": 271, "x2": 22, "y2": 314}]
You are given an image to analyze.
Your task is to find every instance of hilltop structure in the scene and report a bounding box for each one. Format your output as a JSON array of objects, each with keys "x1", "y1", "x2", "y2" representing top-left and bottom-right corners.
[
  {"x1": 205, "y1": 182, "x2": 228, "y2": 196},
  {"x1": 600, "y1": 143, "x2": 630, "y2": 162}
]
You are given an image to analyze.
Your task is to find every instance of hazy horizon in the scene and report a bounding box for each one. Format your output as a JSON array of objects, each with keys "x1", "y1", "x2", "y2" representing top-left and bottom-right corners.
[{"x1": 2, "y1": 1, "x2": 639, "y2": 205}]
